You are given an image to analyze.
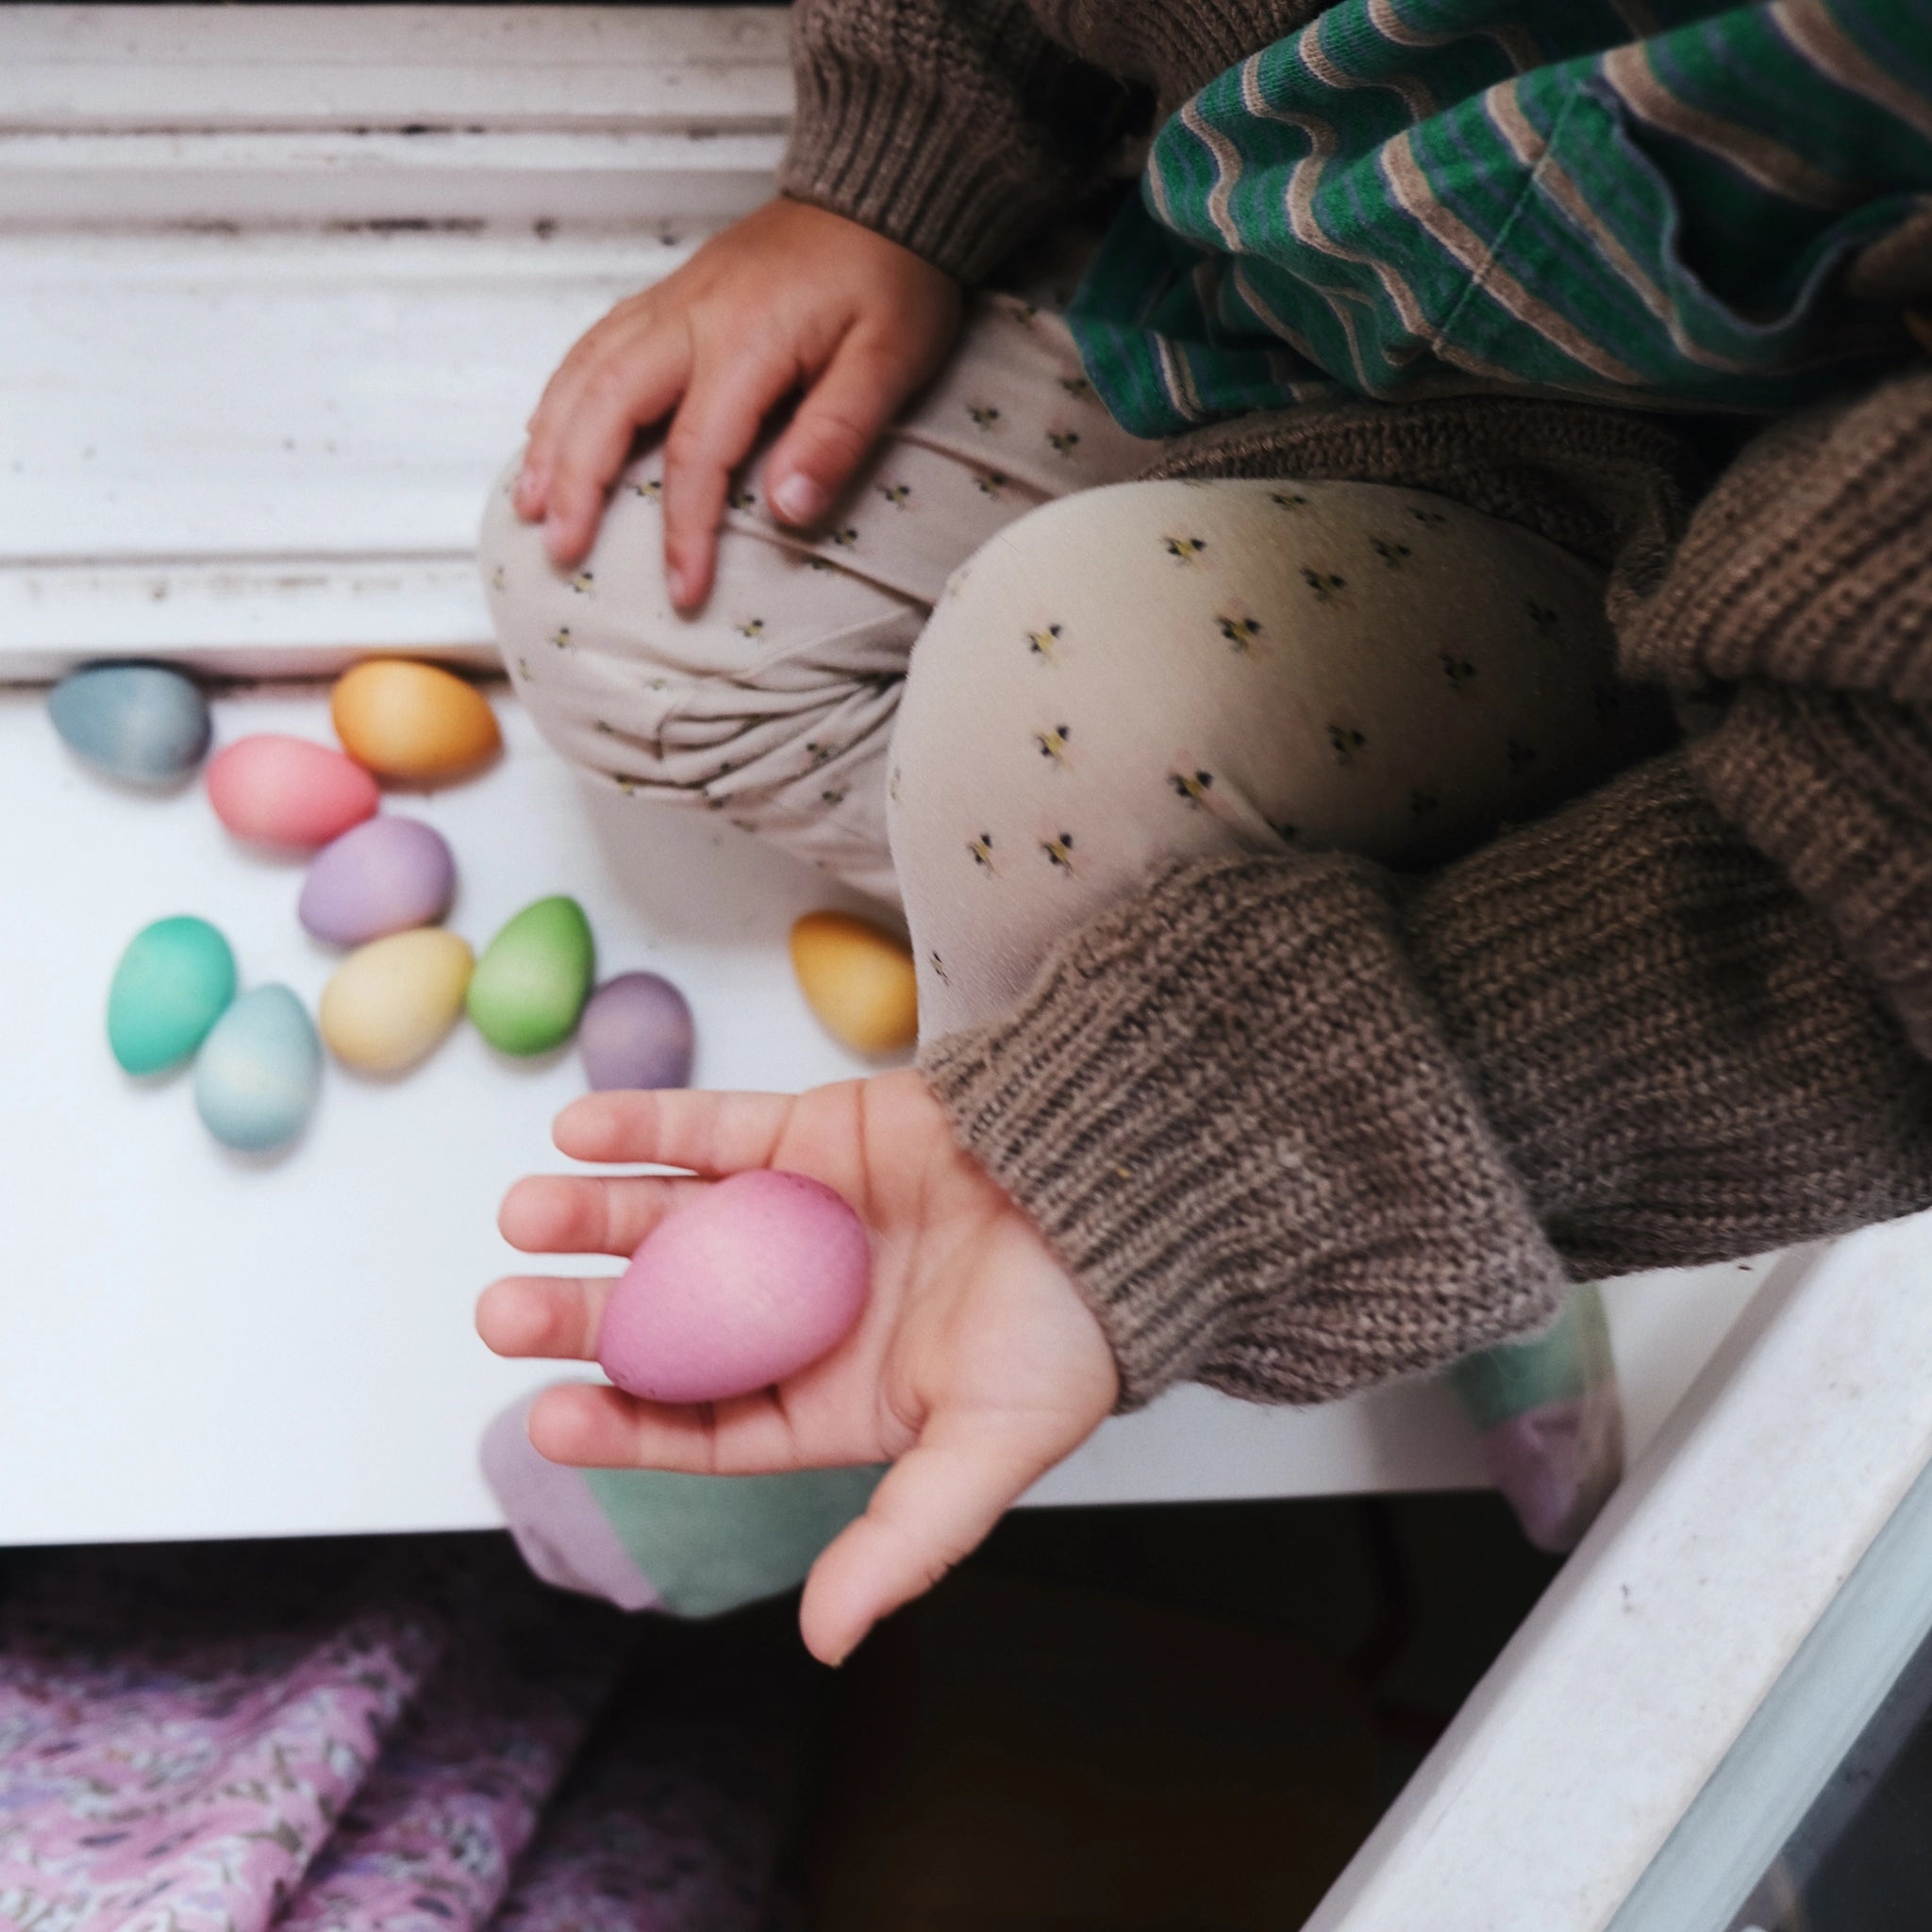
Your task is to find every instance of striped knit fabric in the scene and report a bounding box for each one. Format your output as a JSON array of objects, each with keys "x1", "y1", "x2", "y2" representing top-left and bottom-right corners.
[{"x1": 1066, "y1": 0, "x2": 1932, "y2": 434}]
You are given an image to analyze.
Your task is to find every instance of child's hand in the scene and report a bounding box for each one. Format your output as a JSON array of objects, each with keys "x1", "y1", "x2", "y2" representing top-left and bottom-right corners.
[
  {"x1": 513, "y1": 199, "x2": 961, "y2": 608},
  {"x1": 476, "y1": 1070, "x2": 1117, "y2": 1664}
]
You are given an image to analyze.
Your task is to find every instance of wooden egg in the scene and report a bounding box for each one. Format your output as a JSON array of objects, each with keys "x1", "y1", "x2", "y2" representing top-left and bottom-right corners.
[
  {"x1": 206, "y1": 736, "x2": 379, "y2": 848},
  {"x1": 467, "y1": 895, "x2": 594, "y2": 1056},
  {"x1": 789, "y1": 911, "x2": 918, "y2": 1056},
  {"x1": 596, "y1": 1170, "x2": 872, "y2": 1405},
  {"x1": 319, "y1": 928, "x2": 475, "y2": 1074},
  {"x1": 331, "y1": 658, "x2": 502, "y2": 783}
]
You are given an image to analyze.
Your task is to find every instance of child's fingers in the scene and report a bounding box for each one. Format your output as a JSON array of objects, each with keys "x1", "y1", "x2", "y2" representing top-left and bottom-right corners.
[
  {"x1": 475, "y1": 1274, "x2": 615, "y2": 1360},
  {"x1": 524, "y1": 1377, "x2": 884, "y2": 1474},
  {"x1": 540, "y1": 319, "x2": 694, "y2": 567},
  {"x1": 497, "y1": 1171, "x2": 709, "y2": 1258},
  {"x1": 552, "y1": 1087, "x2": 805, "y2": 1174},
  {"x1": 765, "y1": 325, "x2": 928, "y2": 530},
  {"x1": 518, "y1": 298, "x2": 657, "y2": 520},
  {"x1": 796, "y1": 1406, "x2": 1072, "y2": 1666},
  {"x1": 659, "y1": 342, "x2": 799, "y2": 608}
]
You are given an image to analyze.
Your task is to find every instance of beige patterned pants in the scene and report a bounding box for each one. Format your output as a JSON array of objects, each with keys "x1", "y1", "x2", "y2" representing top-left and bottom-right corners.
[{"x1": 480, "y1": 293, "x2": 1636, "y2": 1041}]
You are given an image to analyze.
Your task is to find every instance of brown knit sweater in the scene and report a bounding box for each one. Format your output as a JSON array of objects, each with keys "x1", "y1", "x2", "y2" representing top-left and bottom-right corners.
[{"x1": 782, "y1": 0, "x2": 1932, "y2": 1409}]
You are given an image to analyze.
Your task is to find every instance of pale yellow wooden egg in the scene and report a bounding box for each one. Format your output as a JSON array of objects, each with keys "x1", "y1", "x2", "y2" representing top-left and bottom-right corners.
[
  {"x1": 320, "y1": 928, "x2": 475, "y2": 1074},
  {"x1": 789, "y1": 911, "x2": 918, "y2": 1056}
]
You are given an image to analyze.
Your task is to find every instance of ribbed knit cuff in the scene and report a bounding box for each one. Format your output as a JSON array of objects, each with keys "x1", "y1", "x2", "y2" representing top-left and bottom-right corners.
[
  {"x1": 1689, "y1": 685, "x2": 1932, "y2": 1058},
  {"x1": 1405, "y1": 756, "x2": 1932, "y2": 1281},
  {"x1": 921, "y1": 853, "x2": 1568, "y2": 1409},
  {"x1": 779, "y1": 3, "x2": 1093, "y2": 284},
  {"x1": 1614, "y1": 371, "x2": 1932, "y2": 698},
  {"x1": 924, "y1": 758, "x2": 1932, "y2": 1413}
]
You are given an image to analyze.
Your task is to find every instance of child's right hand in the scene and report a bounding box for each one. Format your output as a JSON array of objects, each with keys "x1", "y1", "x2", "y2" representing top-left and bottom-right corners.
[
  {"x1": 512, "y1": 198, "x2": 962, "y2": 609},
  {"x1": 475, "y1": 1071, "x2": 1119, "y2": 1666}
]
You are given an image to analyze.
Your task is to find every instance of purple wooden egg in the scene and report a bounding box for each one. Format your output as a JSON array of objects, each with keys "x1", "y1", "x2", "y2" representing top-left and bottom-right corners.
[
  {"x1": 579, "y1": 972, "x2": 695, "y2": 1091},
  {"x1": 298, "y1": 816, "x2": 456, "y2": 946}
]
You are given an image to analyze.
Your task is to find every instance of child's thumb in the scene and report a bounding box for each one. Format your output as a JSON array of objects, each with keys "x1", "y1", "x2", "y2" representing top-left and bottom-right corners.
[{"x1": 797, "y1": 1407, "x2": 1071, "y2": 1665}]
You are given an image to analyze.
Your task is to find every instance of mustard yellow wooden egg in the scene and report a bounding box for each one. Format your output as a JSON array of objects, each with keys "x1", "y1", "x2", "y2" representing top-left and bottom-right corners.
[
  {"x1": 331, "y1": 658, "x2": 502, "y2": 783},
  {"x1": 789, "y1": 911, "x2": 918, "y2": 1056},
  {"x1": 319, "y1": 928, "x2": 475, "y2": 1074}
]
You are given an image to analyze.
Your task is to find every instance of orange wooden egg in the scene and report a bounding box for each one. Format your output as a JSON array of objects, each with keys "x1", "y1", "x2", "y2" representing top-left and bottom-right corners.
[
  {"x1": 331, "y1": 658, "x2": 501, "y2": 783},
  {"x1": 789, "y1": 911, "x2": 918, "y2": 1056}
]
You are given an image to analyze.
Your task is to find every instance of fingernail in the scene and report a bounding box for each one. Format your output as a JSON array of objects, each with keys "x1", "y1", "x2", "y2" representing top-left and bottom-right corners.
[
  {"x1": 666, "y1": 563, "x2": 691, "y2": 607},
  {"x1": 772, "y1": 473, "x2": 827, "y2": 525}
]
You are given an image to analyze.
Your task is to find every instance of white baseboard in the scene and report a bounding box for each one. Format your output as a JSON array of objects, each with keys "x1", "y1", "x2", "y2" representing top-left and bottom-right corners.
[{"x1": 0, "y1": 7, "x2": 791, "y2": 675}]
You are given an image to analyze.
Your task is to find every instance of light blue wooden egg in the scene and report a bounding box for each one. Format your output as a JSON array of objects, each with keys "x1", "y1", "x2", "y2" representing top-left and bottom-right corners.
[
  {"x1": 49, "y1": 663, "x2": 211, "y2": 786},
  {"x1": 193, "y1": 985, "x2": 322, "y2": 1153}
]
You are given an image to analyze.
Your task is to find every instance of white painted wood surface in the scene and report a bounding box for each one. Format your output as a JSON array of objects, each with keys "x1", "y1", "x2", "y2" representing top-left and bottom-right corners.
[
  {"x1": 4, "y1": 6, "x2": 793, "y2": 130},
  {"x1": 0, "y1": 685, "x2": 1767, "y2": 1542},
  {"x1": 0, "y1": 7, "x2": 785, "y2": 675},
  {"x1": 1, "y1": 227, "x2": 711, "y2": 673},
  {"x1": 1307, "y1": 1218, "x2": 1932, "y2": 1932}
]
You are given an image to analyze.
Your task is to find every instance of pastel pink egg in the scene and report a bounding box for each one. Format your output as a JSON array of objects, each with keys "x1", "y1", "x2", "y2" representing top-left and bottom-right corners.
[
  {"x1": 206, "y1": 734, "x2": 379, "y2": 848},
  {"x1": 596, "y1": 1170, "x2": 871, "y2": 1405}
]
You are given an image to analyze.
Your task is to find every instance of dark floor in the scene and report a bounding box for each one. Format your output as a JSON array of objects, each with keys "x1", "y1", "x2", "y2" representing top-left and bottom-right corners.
[{"x1": 792, "y1": 1491, "x2": 1561, "y2": 1927}]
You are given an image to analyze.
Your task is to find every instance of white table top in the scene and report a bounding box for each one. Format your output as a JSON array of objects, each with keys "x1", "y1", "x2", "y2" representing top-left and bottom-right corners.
[{"x1": 0, "y1": 682, "x2": 1769, "y2": 1543}]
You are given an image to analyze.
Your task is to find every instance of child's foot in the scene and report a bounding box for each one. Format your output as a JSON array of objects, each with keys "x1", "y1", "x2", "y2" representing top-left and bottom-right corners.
[
  {"x1": 1476, "y1": 1390, "x2": 1624, "y2": 1553},
  {"x1": 1449, "y1": 1285, "x2": 1624, "y2": 1553},
  {"x1": 483, "y1": 1396, "x2": 663, "y2": 1609},
  {"x1": 482, "y1": 1391, "x2": 886, "y2": 1617}
]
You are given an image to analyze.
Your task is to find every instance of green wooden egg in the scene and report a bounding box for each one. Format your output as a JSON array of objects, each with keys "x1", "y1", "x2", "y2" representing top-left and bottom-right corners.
[
  {"x1": 108, "y1": 915, "x2": 238, "y2": 1074},
  {"x1": 467, "y1": 895, "x2": 594, "y2": 1055}
]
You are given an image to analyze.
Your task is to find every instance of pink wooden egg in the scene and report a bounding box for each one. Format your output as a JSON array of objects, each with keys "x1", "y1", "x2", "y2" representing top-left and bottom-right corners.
[
  {"x1": 206, "y1": 734, "x2": 380, "y2": 848},
  {"x1": 596, "y1": 1170, "x2": 871, "y2": 1405}
]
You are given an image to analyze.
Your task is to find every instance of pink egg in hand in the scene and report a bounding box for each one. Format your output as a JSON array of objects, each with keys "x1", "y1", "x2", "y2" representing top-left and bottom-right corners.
[
  {"x1": 596, "y1": 1170, "x2": 871, "y2": 1405},
  {"x1": 206, "y1": 735, "x2": 380, "y2": 848}
]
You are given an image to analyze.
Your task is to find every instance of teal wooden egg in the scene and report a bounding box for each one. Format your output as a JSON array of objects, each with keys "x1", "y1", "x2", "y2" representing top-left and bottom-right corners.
[
  {"x1": 467, "y1": 895, "x2": 594, "y2": 1055},
  {"x1": 107, "y1": 916, "x2": 238, "y2": 1074},
  {"x1": 193, "y1": 986, "x2": 323, "y2": 1152},
  {"x1": 50, "y1": 663, "x2": 211, "y2": 786}
]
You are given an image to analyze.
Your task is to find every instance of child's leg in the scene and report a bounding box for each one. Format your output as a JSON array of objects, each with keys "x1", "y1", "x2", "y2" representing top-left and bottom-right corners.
[
  {"x1": 483, "y1": 1399, "x2": 885, "y2": 1618},
  {"x1": 888, "y1": 475, "x2": 1641, "y2": 1033},
  {"x1": 477, "y1": 291, "x2": 1151, "y2": 903},
  {"x1": 888, "y1": 477, "x2": 1640, "y2": 1543}
]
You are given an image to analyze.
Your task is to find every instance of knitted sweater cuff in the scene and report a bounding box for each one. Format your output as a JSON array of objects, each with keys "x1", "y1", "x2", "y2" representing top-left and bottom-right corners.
[
  {"x1": 778, "y1": 33, "x2": 1070, "y2": 283},
  {"x1": 1689, "y1": 685, "x2": 1932, "y2": 1058},
  {"x1": 924, "y1": 758, "x2": 1932, "y2": 1412},
  {"x1": 920, "y1": 852, "x2": 1569, "y2": 1409},
  {"x1": 1613, "y1": 371, "x2": 1932, "y2": 697},
  {"x1": 778, "y1": 110, "x2": 1047, "y2": 287}
]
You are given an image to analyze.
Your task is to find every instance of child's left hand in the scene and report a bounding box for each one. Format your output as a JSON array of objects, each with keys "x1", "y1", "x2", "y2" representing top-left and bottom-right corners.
[{"x1": 476, "y1": 1071, "x2": 1118, "y2": 1664}]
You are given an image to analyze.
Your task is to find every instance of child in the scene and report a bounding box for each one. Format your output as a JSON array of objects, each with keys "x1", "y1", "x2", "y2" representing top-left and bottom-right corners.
[{"x1": 477, "y1": 0, "x2": 1932, "y2": 1664}]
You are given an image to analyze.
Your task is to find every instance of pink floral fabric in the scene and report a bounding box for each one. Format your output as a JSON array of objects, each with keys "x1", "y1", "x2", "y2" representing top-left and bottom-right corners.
[
  {"x1": 275, "y1": 1545, "x2": 629, "y2": 1932},
  {"x1": 0, "y1": 1541, "x2": 801, "y2": 1932}
]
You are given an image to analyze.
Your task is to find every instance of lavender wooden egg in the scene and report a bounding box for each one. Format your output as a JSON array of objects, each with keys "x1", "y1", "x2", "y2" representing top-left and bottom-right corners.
[
  {"x1": 578, "y1": 972, "x2": 695, "y2": 1091},
  {"x1": 596, "y1": 1171, "x2": 871, "y2": 1405},
  {"x1": 299, "y1": 816, "x2": 456, "y2": 946}
]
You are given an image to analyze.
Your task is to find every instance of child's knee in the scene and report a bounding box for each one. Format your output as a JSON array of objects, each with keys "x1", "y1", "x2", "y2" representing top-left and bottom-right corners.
[
  {"x1": 887, "y1": 487, "x2": 1203, "y2": 853},
  {"x1": 476, "y1": 443, "x2": 915, "y2": 898}
]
